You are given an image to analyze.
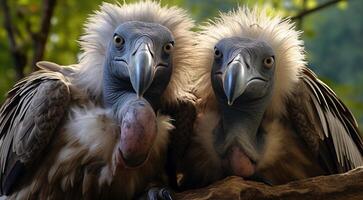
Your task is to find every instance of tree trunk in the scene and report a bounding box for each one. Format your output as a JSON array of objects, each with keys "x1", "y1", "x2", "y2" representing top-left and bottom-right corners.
[{"x1": 31, "y1": 0, "x2": 57, "y2": 71}]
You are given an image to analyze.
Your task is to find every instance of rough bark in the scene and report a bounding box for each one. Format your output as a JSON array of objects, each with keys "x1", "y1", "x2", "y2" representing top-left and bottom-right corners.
[{"x1": 176, "y1": 167, "x2": 363, "y2": 200}]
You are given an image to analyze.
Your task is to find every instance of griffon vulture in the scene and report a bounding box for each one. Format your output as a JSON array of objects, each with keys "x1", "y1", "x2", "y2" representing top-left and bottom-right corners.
[
  {"x1": 180, "y1": 7, "x2": 363, "y2": 188},
  {"x1": 0, "y1": 1, "x2": 196, "y2": 199}
]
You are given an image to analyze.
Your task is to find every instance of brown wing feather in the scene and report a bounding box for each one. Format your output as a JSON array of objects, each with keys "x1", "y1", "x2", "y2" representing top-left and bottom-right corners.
[
  {"x1": 288, "y1": 67, "x2": 363, "y2": 173},
  {"x1": 0, "y1": 70, "x2": 71, "y2": 195},
  {"x1": 161, "y1": 98, "x2": 197, "y2": 189}
]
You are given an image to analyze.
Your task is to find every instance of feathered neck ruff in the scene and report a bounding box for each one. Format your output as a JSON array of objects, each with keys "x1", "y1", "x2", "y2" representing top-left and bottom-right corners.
[
  {"x1": 75, "y1": 1, "x2": 196, "y2": 105},
  {"x1": 195, "y1": 7, "x2": 306, "y2": 117}
]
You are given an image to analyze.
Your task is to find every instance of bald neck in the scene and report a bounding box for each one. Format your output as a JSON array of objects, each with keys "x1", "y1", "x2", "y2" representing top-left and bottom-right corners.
[
  {"x1": 103, "y1": 68, "x2": 162, "y2": 112},
  {"x1": 221, "y1": 100, "x2": 264, "y2": 134},
  {"x1": 216, "y1": 97, "x2": 270, "y2": 161}
]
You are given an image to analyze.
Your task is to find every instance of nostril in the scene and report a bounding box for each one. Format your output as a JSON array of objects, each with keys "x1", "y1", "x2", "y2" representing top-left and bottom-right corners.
[
  {"x1": 114, "y1": 56, "x2": 124, "y2": 61},
  {"x1": 157, "y1": 62, "x2": 169, "y2": 68},
  {"x1": 215, "y1": 71, "x2": 223, "y2": 76}
]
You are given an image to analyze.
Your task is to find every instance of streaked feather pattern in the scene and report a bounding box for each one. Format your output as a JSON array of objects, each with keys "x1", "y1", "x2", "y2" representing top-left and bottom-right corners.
[
  {"x1": 300, "y1": 67, "x2": 363, "y2": 171},
  {"x1": 0, "y1": 70, "x2": 71, "y2": 195}
]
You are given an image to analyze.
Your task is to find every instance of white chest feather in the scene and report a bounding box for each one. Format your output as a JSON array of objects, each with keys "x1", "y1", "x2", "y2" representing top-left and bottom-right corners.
[{"x1": 11, "y1": 105, "x2": 173, "y2": 200}]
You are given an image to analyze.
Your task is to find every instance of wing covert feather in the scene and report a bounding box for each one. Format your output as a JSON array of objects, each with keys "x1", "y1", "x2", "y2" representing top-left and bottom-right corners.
[
  {"x1": 288, "y1": 67, "x2": 363, "y2": 173},
  {"x1": 0, "y1": 70, "x2": 71, "y2": 195}
]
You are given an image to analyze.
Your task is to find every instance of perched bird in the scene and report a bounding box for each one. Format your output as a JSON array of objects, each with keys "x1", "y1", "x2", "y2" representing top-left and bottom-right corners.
[
  {"x1": 0, "y1": 1, "x2": 196, "y2": 199},
  {"x1": 180, "y1": 7, "x2": 363, "y2": 188}
]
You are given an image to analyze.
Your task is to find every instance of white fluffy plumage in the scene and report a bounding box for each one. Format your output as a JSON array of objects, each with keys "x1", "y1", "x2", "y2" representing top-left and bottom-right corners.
[
  {"x1": 75, "y1": 1, "x2": 197, "y2": 104},
  {"x1": 194, "y1": 7, "x2": 306, "y2": 116},
  {"x1": 10, "y1": 105, "x2": 174, "y2": 200}
]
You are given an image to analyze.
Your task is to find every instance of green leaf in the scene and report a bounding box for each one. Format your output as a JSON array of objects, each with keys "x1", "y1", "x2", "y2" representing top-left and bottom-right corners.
[
  {"x1": 307, "y1": 0, "x2": 317, "y2": 9},
  {"x1": 337, "y1": 1, "x2": 348, "y2": 10}
]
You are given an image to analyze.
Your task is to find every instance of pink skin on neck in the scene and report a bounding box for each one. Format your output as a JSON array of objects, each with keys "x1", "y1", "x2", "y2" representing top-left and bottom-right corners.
[
  {"x1": 225, "y1": 146, "x2": 256, "y2": 177},
  {"x1": 116, "y1": 99, "x2": 157, "y2": 169}
]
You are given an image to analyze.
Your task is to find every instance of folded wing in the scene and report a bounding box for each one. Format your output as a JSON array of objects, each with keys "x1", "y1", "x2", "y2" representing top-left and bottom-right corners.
[
  {"x1": 288, "y1": 67, "x2": 363, "y2": 173},
  {"x1": 0, "y1": 71, "x2": 71, "y2": 195}
]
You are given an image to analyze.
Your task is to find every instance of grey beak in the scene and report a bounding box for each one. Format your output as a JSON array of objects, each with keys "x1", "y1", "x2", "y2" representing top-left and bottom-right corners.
[
  {"x1": 129, "y1": 42, "x2": 154, "y2": 98},
  {"x1": 223, "y1": 54, "x2": 248, "y2": 106}
]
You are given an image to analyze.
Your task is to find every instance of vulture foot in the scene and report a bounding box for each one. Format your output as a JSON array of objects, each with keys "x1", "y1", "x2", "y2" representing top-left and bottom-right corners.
[{"x1": 146, "y1": 187, "x2": 174, "y2": 200}]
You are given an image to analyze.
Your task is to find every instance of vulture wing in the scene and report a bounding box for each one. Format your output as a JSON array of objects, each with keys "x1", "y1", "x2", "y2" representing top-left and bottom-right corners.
[
  {"x1": 161, "y1": 99, "x2": 197, "y2": 188},
  {"x1": 0, "y1": 70, "x2": 71, "y2": 195},
  {"x1": 287, "y1": 67, "x2": 363, "y2": 173}
]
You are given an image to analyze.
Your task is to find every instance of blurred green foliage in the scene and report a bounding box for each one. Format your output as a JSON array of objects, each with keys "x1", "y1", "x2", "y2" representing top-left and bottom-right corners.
[{"x1": 0, "y1": 0, "x2": 362, "y2": 130}]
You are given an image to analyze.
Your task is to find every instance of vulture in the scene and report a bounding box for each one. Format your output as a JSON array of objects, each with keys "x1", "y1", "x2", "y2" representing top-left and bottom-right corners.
[
  {"x1": 180, "y1": 7, "x2": 363, "y2": 188},
  {"x1": 0, "y1": 1, "x2": 196, "y2": 199}
]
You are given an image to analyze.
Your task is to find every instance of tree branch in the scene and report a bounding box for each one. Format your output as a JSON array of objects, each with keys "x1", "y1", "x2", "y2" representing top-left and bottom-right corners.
[
  {"x1": 292, "y1": 0, "x2": 346, "y2": 21},
  {"x1": 31, "y1": 0, "x2": 57, "y2": 70},
  {"x1": 296, "y1": 0, "x2": 307, "y2": 29},
  {"x1": 0, "y1": 0, "x2": 26, "y2": 80},
  {"x1": 176, "y1": 167, "x2": 363, "y2": 200}
]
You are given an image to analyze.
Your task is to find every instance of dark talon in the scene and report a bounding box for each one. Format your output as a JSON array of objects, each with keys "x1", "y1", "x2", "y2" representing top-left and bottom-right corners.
[
  {"x1": 147, "y1": 187, "x2": 159, "y2": 200},
  {"x1": 145, "y1": 187, "x2": 173, "y2": 200},
  {"x1": 158, "y1": 188, "x2": 173, "y2": 200}
]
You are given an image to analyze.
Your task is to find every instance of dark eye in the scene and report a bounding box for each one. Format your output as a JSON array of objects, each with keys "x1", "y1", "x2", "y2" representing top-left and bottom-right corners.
[
  {"x1": 163, "y1": 42, "x2": 174, "y2": 53},
  {"x1": 263, "y1": 56, "x2": 275, "y2": 68},
  {"x1": 113, "y1": 35, "x2": 125, "y2": 48},
  {"x1": 214, "y1": 48, "x2": 222, "y2": 59}
]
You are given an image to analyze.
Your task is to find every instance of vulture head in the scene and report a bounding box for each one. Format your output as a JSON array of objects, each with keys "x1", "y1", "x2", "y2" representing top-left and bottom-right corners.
[
  {"x1": 103, "y1": 21, "x2": 175, "y2": 106},
  {"x1": 211, "y1": 37, "x2": 275, "y2": 107},
  {"x1": 74, "y1": 1, "x2": 195, "y2": 168},
  {"x1": 194, "y1": 7, "x2": 305, "y2": 178}
]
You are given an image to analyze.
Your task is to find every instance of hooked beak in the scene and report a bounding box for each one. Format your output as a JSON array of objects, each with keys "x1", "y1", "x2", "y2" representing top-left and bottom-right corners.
[
  {"x1": 223, "y1": 54, "x2": 248, "y2": 106},
  {"x1": 129, "y1": 41, "x2": 154, "y2": 98}
]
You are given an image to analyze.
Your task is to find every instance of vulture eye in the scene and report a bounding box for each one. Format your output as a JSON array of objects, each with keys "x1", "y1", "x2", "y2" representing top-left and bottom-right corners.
[
  {"x1": 263, "y1": 56, "x2": 275, "y2": 68},
  {"x1": 113, "y1": 35, "x2": 125, "y2": 48},
  {"x1": 214, "y1": 48, "x2": 222, "y2": 59},
  {"x1": 163, "y1": 42, "x2": 174, "y2": 54}
]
